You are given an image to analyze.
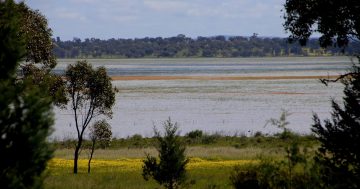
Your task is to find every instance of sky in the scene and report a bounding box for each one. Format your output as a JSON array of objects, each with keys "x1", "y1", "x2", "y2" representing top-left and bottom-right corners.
[{"x1": 25, "y1": 0, "x2": 287, "y2": 41}]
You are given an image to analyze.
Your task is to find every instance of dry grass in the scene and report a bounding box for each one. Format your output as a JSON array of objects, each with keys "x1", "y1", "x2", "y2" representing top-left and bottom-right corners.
[{"x1": 54, "y1": 146, "x2": 285, "y2": 160}]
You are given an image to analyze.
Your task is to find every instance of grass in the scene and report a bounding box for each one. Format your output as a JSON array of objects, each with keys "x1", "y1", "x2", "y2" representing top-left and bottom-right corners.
[
  {"x1": 54, "y1": 146, "x2": 286, "y2": 160},
  {"x1": 45, "y1": 157, "x2": 256, "y2": 189},
  {"x1": 46, "y1": 135, "x2": 319, "y2": 188}
]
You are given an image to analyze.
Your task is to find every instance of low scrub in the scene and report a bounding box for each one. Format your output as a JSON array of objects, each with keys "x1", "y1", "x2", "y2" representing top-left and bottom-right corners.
[{"x1": 230, "y1": 142, "x2": 322, "y2": 189}]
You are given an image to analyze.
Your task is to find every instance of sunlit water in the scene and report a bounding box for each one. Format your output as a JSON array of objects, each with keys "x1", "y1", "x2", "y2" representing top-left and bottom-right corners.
[{"x1": 52, "y1": 57, "x2": 353, "y2": 139}]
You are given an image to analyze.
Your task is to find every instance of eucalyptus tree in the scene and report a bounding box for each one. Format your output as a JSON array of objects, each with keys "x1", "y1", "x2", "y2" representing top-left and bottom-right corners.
[
  {"x1": 15, "y1": 2, "x2": 67, "y2": 106},
  {"x1": 65, "y1": 60, "x2": 115, "y2": 174}
]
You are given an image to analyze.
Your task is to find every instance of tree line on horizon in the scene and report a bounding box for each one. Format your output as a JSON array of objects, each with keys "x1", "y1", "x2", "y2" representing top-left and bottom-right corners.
[{"x1": 53, "y1": 34, "x2": 360, "y2": 59}]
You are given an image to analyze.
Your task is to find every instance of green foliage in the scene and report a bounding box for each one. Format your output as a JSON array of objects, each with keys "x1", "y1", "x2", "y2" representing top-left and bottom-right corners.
[
  {"x1": 53, "y1": 36, "x2": 358, "y2": 59},
  {"x1": 0, "y1": 0, "x2": 25, "y2": 80},
  {"x1": 124, "y1": 134, "x2": 151, "y2": 148},
  {"x1": 0, "y1": 1, "x2": 54, "y2": 188},
  {"x1": 66, "y1": 60, "x2": 115, "y2": 119},
  {"x1": 65, "y1": 60, "x2": 116, "y2": 173},
  {"x1": 284, "y1": 1, "x2": 360, "y2": 186},
  {"x1": 6, "y1": 1, "x2": 67, "y2": 106},
  {"x1": 230, "y1": 142, "x2": 320, "y2": 189},
  {"x1": 312, "y1": 65, "x2": 360, "y2": 188},
  {"x1": 16, "y1": 2, "x2": 56, "y2": 69},
  {"x1": 186, "y1": 129, "x2": 203, "y2": 139},
  {"x1": 0, "y1": 80, "x2": 54, "y2": 189},
  {"x1": 89, "y1": 120, "x2": 112, "y2": 149},
  {"x1": 284, "y1": 0, "x2": 360, "y2": 48},
  {"x1": 229, "y1": 165, "x2": 260, "y2": 189},
  {"x1": 88, "y1": 120, "x2": 112, "y2": 173},
  {"x1": 20, "y1": 2, "x2": 66, "y2": 105},
  {"x1": 22, "y1": 64, "x2": 68, "y2": 107},
  {"x1": 142, "y1": 118, "x2": 189, "y2": 189}
]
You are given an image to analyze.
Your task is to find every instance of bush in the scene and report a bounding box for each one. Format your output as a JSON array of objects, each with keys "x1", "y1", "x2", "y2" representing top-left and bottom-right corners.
[
  {"x1": 230, "y1": 165, "x2": 260, "y2": 189},
  {"x1": 142, "y1": 118, "x2": 189, "y2": 189},
  {"x1": 312, "y1": 65, "x2": 360, "y2": 188},
  {"x1": 230, "y1": 142, "x2": 322, "y2": 189}
]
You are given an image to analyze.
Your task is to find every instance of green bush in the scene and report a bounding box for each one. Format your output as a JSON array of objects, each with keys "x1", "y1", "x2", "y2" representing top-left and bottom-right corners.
[
  {"x1": 230, "y1": 165, "x2": 260, "y2": 189},
  {"x1": 230, "y1": 142, "x2": 322, "y2": 189},
  {"x1": 142, "y1": 118, "x2": 189, "y2": 189}
]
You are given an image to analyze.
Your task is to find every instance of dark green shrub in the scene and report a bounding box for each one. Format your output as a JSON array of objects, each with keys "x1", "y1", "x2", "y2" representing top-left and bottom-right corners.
[
  {"x1": 142, "y1": 118, "x2": 189, "y2": 189},
  {"x1": 312, "y1": 65, "x2": 360, "y2": 189},
  {"x1": 254, "y1": 131, "x2": 263, "y2": 137},
  {"x1": 201, "y1": 133, "x2": 221, "y2": 144},
  {"x1": 230, "y1": 142, "x2": 322, "y2": 189},
  {"x1": 230, "y1": 165, "x2": 260, "y2": 189},
  {"x1": 186, "y1": 130, "x2": 203, "y2": 139},
  {"x1": 128, "y1": 134, "x2": 144, "y2": 148}
]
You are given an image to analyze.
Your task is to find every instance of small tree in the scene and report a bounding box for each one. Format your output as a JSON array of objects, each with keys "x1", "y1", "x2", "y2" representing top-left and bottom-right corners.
[
  {"x1": 65, "y1": 60, "x2": 115, "y2": 174},
  {"x1": 88, "y1": 120, "x2": 112, "y2": 173},
  {"x1": 312, "y1": 65, "x2": 360, "y2": 188},
  {"x1": 142, "y1": 118, "x2": 189, "y2": 189},
  {"x1": 265, "y1": 109, "x2": 293, "y2": 139}
]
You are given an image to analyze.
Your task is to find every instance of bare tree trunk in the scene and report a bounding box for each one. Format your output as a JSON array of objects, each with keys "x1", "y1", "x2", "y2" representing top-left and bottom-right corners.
[
  {"x1": 88, "y1": 140, "x2": 96, "y2": 173},
  {"x1": 74, "y1": 138, "x2": 82, "y2": 174},
  {"x1": 168, "y1": 180, "x2": 174, "y2": 189}
]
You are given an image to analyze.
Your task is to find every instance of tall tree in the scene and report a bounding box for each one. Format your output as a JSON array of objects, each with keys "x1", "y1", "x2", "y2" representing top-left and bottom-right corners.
[
  {"x1": 0, "y1": 1, "x2": 54, "y2": 188},
  {"x1": 15, "y1": 2, "x2": 67, "y2": 106},
  {"x1": 312, "y1": 66, "x2": 360, "y2": 188},
  {"x1": 65, "y1": 60, "x2": 115, "y2": 174},
  {"x1": 283, "y1": 0, "x2": 360, "y2": 48},
  {"x1": 142, "y1": 118, "x2": 188, "y2": 189},
  {"x1": 284, "y1": 1, "x2": 360, "y2": 188}
]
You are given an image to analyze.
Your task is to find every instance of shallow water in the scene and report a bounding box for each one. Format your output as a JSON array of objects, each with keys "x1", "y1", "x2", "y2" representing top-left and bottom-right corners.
[{"x1": 52, "y1": 57, "x2": 352, "y2": 139}]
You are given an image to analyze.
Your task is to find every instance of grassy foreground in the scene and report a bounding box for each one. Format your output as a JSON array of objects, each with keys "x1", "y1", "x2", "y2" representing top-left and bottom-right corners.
[
  {"x1": 46, "y1": 135, "x2": 318, "y2": 188},
  {"x1": 46, "y1": 157, "x2": 256, "y2": 189}
]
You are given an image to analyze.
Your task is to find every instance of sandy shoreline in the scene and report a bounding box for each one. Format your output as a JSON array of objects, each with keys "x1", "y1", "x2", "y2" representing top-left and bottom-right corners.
[{"x1": 111, "y1": 75, "x2": 340, "y2": 81}]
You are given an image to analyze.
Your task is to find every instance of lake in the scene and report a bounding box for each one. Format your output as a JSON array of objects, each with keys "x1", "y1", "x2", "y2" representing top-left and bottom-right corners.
[{"x1": 53, "y1": 57, "x2": 353, "y2": 139}]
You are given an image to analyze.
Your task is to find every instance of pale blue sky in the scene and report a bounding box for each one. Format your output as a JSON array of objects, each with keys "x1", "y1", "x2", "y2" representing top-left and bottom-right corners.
[{"x1": 26, "y1": 0, "x2": 287, "y2": 40}]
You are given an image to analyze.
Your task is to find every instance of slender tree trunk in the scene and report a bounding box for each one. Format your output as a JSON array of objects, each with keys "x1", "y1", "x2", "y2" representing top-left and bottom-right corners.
[
  {"x1": 88, "y1": 140, "x2": 96, "y2": 173},
  {"x1": 74, "y1": 138, "x2": 82, "y2": 174},
  {"x1": 168, "y1": 180, "x2": 174, "y2": 189}
]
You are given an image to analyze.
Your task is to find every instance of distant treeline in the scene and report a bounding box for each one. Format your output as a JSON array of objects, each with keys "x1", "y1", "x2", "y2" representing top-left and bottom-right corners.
[{"x1": 53, "y1": 34, "x2": 360, "y2": 58}]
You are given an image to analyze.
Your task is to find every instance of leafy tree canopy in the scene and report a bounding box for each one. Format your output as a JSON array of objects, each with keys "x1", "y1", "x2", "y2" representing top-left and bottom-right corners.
[
  {"x1": 9, "y1": 2, "x2": 68, "y2": 107},
  {"x1": 284, "y1": 0, "x2": 360, "y2": 48},
  {"x1": 16, "y1": 2, "x2": 56, "y2": 69}
]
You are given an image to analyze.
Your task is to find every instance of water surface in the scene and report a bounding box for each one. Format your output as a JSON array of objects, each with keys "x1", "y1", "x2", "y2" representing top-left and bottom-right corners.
[{"x1": 53, "y1": 57, "x2": 352, "y2": 139}]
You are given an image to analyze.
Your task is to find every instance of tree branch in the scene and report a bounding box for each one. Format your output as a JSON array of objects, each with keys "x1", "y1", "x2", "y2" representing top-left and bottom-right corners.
[{"x1": 320, "y1": 72, "x2": 358, "y2": 86}]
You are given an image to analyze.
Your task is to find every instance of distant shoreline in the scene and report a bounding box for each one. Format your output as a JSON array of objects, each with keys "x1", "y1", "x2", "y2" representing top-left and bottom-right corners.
[
  {"x1": 57, "y1": 55, "x2": 350, "y2": 60},
  {"x1": 111, "y1": 75, "x2": 340, "y2": 81}
]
